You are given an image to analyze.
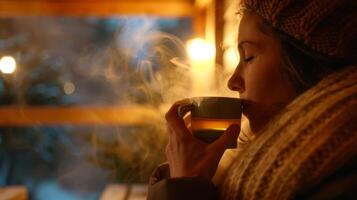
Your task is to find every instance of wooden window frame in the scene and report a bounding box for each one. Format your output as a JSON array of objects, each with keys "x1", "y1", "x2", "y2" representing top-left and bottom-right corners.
[
  {"x1": 0, "y1": 106, "x2": 160, "y2": 126},
  {"x1": 0, "y1": 0, "x2": 196, "y2": 17},
  {"x1": 0, "y1": 0, "x2": 217, "y2": 126}
]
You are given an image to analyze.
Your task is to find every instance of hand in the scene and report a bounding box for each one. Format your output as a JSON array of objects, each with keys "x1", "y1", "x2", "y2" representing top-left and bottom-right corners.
[{"x1": 165, "y1": 99, "x2": 240, "y2": 179}]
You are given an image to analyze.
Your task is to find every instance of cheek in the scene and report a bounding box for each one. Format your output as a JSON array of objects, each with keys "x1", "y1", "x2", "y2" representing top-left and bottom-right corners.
[{"x1": 244, "y1": 56, "x2": 285, "y2": 103}]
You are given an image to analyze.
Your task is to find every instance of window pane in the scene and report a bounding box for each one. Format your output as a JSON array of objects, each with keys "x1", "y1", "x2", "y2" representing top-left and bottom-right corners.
[
  {"x1": 0, "y1": 16, "x2": 192, "y2": 200},
  {"x1": 0, "y1": 16, "x2": 192, "y2": 105},
  {"x1": 0, "y1": 125, "x2": 166, "y2": 199}
]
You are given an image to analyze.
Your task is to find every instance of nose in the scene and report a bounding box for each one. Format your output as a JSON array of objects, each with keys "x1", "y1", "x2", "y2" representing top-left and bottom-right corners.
[{"x1": 227, "y1": 65, "x2": 245, "y2": 93}]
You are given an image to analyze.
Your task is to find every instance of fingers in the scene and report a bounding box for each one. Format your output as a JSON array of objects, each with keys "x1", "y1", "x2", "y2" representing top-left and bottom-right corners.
[
  {"x1": 209, "y1": 124, "x2": 240, "y2": 153},
  {"x1": 165, "y1": 100, "x2": 239, "y2": 179},
  {"x1": 165, "y1": 143, "x2": 172, "y2": 163},
  {"x1": 166, "y1": 98, "x2": 193, "y2": 119},
  {"x1": 165, "y1": 99, "x2": 193, "y2": 139},
  {"x1": 177, "y1": 103, "x2": 193, "y2": 118}
]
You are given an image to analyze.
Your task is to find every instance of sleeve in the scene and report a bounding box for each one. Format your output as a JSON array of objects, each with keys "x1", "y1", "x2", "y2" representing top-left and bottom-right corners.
[{"x1": 147, "y1": 163, "x2": 220, "y2": 200}]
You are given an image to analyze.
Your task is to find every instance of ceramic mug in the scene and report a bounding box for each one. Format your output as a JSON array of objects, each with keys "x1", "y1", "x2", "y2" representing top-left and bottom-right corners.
[{"x1": 178, "y1": 97, "x2": 242, "y2": 148}]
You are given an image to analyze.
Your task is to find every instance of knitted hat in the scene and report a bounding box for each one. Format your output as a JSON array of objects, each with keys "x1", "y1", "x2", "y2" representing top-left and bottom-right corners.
[{"x1": 240, "y1": 0, "x2": 357, "y2": 61}]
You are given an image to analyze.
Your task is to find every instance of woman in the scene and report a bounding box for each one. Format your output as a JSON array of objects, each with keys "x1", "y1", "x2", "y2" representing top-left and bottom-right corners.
[{"x1": 148, "y1": 0, "x2": 357, "y2": 199}]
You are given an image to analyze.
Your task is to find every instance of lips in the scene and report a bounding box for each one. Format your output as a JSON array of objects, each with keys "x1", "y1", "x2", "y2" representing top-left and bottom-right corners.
[{"x1": 239, "y1": 98, "x2": 250, "y2": 116}]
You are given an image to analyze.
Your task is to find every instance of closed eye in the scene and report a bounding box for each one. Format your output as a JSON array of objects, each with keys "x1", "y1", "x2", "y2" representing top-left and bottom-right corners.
[{"x1": 243, "y1": 56, "x2": 254, "y2": 63}]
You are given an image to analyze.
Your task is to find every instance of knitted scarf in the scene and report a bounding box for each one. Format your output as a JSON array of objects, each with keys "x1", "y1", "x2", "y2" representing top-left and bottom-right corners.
[{"x1": 220, "y1": 65, "x2": 357, "y2": 200}]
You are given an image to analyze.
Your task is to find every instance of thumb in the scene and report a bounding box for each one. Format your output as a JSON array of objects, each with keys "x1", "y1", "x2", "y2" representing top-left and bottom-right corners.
[{"x1": 210, "y1": 124, "x2": 240, "y2": 152}]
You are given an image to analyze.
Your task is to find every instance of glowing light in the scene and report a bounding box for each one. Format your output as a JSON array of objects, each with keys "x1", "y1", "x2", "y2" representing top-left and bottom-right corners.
[
  {"x1": 186, "y1": 38, "x2": 216, "y2": 62},
  {"x1": 224, "y1": 47, "x2": 240, "y2": 72},
  {"x1": 0, "y1": 56, "x2": 16, "y2": 74},
  {"x1": 64, "y1": 82, "x2": 75, "y2": 95},
  {"x1": 186, "y1": 38, "x2": 216, "y2": 96}
]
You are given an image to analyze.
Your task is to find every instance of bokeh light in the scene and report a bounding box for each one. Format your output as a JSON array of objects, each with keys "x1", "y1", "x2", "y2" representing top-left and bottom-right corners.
[
  {"x1": 223, "y1": 46, "x2": 240, "y2": 72},
  {"x1": 0, "y1": 56, "x2": 17, "y2": 74},
  {"x1": 63, "y1": 82, "x2": 75, "y2": 95},
  {"x1": 186, "y1": 38, "x2": 215, "y2": 62}
]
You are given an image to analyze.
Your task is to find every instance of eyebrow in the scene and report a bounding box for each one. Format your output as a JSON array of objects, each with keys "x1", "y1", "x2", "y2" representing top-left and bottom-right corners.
[{"x1": 238, "y1": 41, "x2": 257, "y2": 50}]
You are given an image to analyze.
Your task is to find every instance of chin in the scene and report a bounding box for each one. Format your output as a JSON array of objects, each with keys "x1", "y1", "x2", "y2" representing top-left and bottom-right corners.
[
  {"x1": 241, "y1": 99, "x2": 285, "y2": 133},
  {"x1": 241, "y1": 99, "x2": 259, "y2": 132}
]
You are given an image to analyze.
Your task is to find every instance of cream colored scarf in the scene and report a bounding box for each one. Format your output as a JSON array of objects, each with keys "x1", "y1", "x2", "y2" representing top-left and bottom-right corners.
[{"x1": 220, "y1": 65, "x2": 357, "y2": 200}]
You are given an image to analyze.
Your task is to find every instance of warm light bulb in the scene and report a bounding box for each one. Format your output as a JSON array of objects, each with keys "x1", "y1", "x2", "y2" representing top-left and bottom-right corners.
[
  {"x1": 186, "y1": 38, "x2": 215, "y2": 62},
  {"x1": 0, "y1": 56, "x2": 16, "y2": 74}
]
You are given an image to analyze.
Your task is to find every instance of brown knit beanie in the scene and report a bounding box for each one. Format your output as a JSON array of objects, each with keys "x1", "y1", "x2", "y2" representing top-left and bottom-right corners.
[{"x1": 240, "y1": 0, "x2": 357, "y2": 62}]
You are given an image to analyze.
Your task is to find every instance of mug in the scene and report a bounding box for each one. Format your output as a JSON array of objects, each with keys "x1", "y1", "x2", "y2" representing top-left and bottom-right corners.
[{"x1": 178, "y1": 97, "x2": 242, "y2": 147}]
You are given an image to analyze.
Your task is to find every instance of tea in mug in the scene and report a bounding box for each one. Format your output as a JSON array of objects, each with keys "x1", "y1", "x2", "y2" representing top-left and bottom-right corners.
[{"x1": 190, "y1": 97, "x2": 242, "y2": 144}]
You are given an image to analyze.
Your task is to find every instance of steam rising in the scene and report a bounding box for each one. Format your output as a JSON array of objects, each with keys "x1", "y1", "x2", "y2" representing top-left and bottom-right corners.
[
  {"x1": 0, "y1": 15, "x2": 238, "y2": 198},
  {"x1": 0, "y1": 16, "x2": 186, "y2": 198},
  {"x1": 71, "y1": 17, "x2": 196, "y2": 185}
]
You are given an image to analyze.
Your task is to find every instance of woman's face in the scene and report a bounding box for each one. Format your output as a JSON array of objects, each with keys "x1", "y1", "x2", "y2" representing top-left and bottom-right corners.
[{"x1": 228, "y1": 12, "x2": 297, "y2": 132}]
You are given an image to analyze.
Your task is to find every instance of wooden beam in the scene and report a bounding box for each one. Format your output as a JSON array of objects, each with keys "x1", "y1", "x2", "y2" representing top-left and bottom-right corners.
[
  {"x1": 0, "y1": 0, "x2": 196, "y2": 17},
  {"x1": 215, "y1": 0, "x2": 224, "y2": 67},
  {"x1": 0, "y1": 186, "x2": 28, "y2": 200},
  {"x1": 193, "y1": 7, "x2": 207, "y2": 37},
  {"x1": 214, "y1": 0, "x2": 225, "y2": 91},
  {"x1": 0, "y1": 106, "x2": 162, "y2": 126}
]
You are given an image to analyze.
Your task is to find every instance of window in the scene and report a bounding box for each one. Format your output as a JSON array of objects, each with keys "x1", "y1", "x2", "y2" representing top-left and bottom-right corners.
[{"x1": 0, "y1": 1, "x2": 206, "y2": 199}]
